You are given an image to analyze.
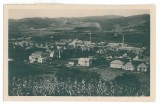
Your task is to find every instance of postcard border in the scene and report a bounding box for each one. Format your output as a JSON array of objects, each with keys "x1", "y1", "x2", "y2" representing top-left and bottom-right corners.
[{"x1": 3, "y1": 4, "x2": 156, "y2": 101}]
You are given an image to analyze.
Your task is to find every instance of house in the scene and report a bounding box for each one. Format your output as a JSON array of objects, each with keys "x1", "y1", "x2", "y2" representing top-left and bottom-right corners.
[
  {"x1": 110, "y1": 60, "x2": 124, "y2": 68},
  {"x1": 66, "y1": 58, "x2": 78, "y2": 67},
  {"x1": 123, "y1": 53, "x2": 127, "y2": 57},
  {"x1": 29, "y1": 42, "x2": 34, "y2": 46},
  {"x1": 66, "y1": 61, "x2": 75, "y2": 67},
  {"x1": 81, "y1": 46, "x2": 90, "y2": 51},
  {"x1": 137, "y1": 63, "x2": 148, "y2": 72},
  {"x1": 106, "y1": 56, "x2": 113, "y2": 59},
  {"x1": 37, "y1": 57, "x2": 47, "y2": 63},
  {"x1": 46, "y1": 48, "x2": 51, "y2": 52},
  {"x1": 133, "y1": 56, "x2": 140, "y2": 61},
  {"x1": 50, "y1": 51, "x2": 55, "y2": 58},
  {"x1": 122, "y1": 62, "x2": 135, "y2": 71},
  {"x1": 25, "y1": 46, "x2": 33, "y2": 50},
  {"x1": 29, "y1": 57, "x2": 36, "y2": 63},
  {"x1": 29, "y1": 51, "x2": 49, "y2": 63},
  {"x1": 68, "y1": 61, "x2": 75, "y2": 66},
  {"x1": 84, "y1": 41, "x2": 91, "y2": 45},
  {"x1": 98, "y1": 42, "x2": 106, "y2": 46},
  {"x1": 78, "y1": 58, "x2": 92, "y2": 67},
  {"x1": 118, "y1": 56, "x2": 123, "y2": 59}
]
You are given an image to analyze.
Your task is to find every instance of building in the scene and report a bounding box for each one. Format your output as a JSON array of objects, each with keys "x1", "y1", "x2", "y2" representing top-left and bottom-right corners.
[
  {"x1": 78, "y1": 58, "x2": 92, "y2": 67},
  {"x1": 84, "y1": 41, "x2": 91, "y2": 46},
  {"x1": 133, "y1": 56, "x2": 140, "y2": 61},
  {"x1": 122, "y1": 62, "x2": 135, "y2": 71},
  {"x1": 118, "y1": 46, "x2": 144, "y2": 54},
  {"x1": 18, "y1": 41, "x2": 30, "y2": 47},
  {"x1": 110, "y1": 60, "x2": 124, "y2": 68},
  {"x1": 66, "y1": 58, "x2": 78, "y2": 67},
  {"x1": 118, "y1": 56, "x2": 123, "y2": 59},
  {"x1": 50, "y1": 51, "x2": 55, "y2": 58},
  {"x1": 29, "y1": 51, "x2": 49, "y2": 63},
  {"x1": 137, "y1": 63, "x2": 148, "y2": 72},
  {"x1": 37, "y1": 57, "x2": 47, "y2": 63},
  {"x1": 69, "y1": 39, "x2": 83, "y2": 47},
  {"x1": 108, "y1": 43, "x2": 123, "y2": 47},
  {"x1": 46, "y1": 48, "x2": 51, "y2": 52},
  {"x1": 66, "y1": 61, "x2": 75, "y2": 67},
  {"x1": 123, "y1": 53, "x2": 127, "y2": 57}
]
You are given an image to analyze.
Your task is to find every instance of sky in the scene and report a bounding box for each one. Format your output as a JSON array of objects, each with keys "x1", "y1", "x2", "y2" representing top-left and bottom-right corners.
[{"x1": 9, "y1": 9, "x2": 150, "y2": 19}]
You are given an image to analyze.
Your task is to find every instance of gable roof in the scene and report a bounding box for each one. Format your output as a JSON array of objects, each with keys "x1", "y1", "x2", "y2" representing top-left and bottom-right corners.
[
  {"x1": 111, "y1": 60, "x2": 124, "y2": 65},
  {"x1": 78, "y1": 58, "x2": 91, "y2": 62},
  {"x1": 123, "y1": 53, "x2": 127, "y2": 57},
  {"x1": 137, "y1": 63, "x2": 148, "y2": 68},
  {"x1": 123, "y1": 62, "x2": 135, "y2": 68},
  {"x1": 31, "y1": 51, "x2": 49, "y2": 58}
]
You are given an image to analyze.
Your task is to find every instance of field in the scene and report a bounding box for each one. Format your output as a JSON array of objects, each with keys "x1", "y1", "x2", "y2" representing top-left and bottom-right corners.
[
  {"x1": 88, "y1": 67, "x2": 124, "y2": 81},
  {"x1": 9, "y1": 61, "x2": 150, "y2": 96}
]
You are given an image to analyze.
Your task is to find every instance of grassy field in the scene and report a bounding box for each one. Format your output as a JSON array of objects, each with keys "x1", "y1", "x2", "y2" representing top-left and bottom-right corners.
[
  {"x1": 88, "y1": 67, "x2": 124, "y2": 81},
  {"x1": 8, "y1": 61, "x2": 150, "y2": 96}
]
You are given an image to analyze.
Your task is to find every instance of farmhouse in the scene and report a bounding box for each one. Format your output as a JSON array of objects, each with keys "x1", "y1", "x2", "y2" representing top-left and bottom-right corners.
[
  {"x1": 110, "y1": 60, "x2": 124, "y2": 68},
  {"x1": 78, "y1": 58, "x2": 92, "y2": 67},
  {"x1": 122, "y1": 62, "x2": 135, "y2": 71},
  {"x1": 137, "y1": 63, "x2": 148, "y2": 72},
  {"x1": 29, "y1": 51, "x2": 49, "y2": 63}
]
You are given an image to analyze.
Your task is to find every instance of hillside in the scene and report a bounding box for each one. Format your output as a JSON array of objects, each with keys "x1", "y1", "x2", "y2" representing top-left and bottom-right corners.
[{"x1": 9, "y1": 14, "x2": 150, "y2": 46}]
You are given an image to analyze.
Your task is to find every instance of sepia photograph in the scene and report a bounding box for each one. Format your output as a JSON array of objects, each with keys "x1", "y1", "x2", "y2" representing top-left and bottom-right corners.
[{"x1": 3, "y1": 4, "x2": 155, "y2": 101}]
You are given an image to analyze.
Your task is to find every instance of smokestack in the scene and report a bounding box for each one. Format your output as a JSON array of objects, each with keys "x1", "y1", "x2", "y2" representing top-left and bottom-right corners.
[
  {"x1": 122, "y1": 34, "x2": 124, "y2": 46},
  {"x1": 89, "y1": 32, "x2": 91, "y2": 44}
]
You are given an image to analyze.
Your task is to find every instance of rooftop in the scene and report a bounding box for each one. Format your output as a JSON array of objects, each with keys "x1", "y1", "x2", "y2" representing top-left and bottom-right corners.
[
  {"x1": 123, "y1": 62, "x2": 135, "y2": 68},
  {"x1": 137, "y1": 63, "x2": 148, "y2": 68},
  {"x1": 111, "y1": 60, "x2": 124, "y2": 64},
  {"x1": 78, "y1": 58, "x2": 91, "y2": 61}
]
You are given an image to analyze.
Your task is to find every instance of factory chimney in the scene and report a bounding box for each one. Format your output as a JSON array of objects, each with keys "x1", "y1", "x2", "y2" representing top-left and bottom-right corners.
[
  {"x1": 122, "y1": 34, "x2": 124, "y2": 46},
  {"x1": 89, "y1": 32, "x2": 92, "y2": 44}
]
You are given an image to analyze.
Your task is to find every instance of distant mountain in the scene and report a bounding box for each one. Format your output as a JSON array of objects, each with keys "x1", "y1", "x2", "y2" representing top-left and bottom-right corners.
[
  {"x1": 9, "y1": 14, "x2": 150, "y2": 37},
  {"x1": 102, "y1": 14, "x2": 150, "y2": 31},
  {"x1": 9, "y1": 15, "x2": 122, "y2": 31}
]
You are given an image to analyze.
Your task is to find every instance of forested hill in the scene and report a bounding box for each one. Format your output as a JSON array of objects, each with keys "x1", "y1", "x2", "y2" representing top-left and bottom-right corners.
[{"x1": 9, "y1": 14, "x2": 150, "y2": 33}]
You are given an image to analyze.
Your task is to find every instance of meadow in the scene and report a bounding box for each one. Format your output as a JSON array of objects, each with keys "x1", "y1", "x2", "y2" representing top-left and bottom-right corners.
[{"x1": 9, "y1": 62, "x2": 150, "y2": 96}]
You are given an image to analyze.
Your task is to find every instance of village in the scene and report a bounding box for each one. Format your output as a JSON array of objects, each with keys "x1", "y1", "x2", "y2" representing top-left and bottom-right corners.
[{"x1": 9, "y1": 33, "x2": 150, "y2": 73}]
